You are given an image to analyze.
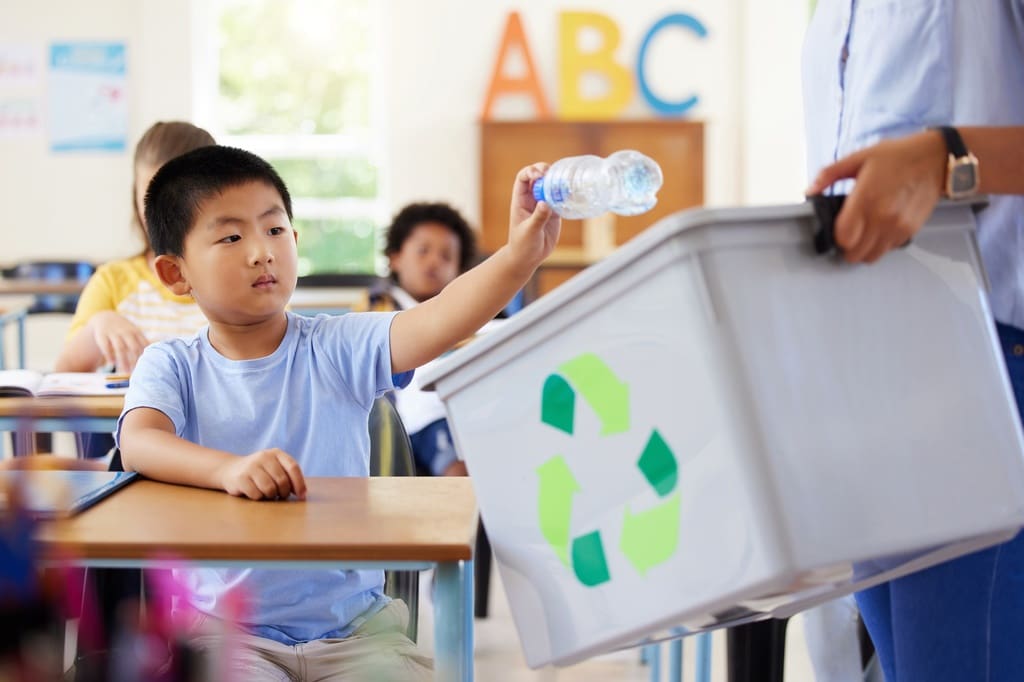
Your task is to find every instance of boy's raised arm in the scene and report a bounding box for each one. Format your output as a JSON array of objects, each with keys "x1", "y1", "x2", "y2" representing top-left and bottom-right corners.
[
  {"x1": 120, "y1": 407, "x2": 307, "y2": 500},
  {"x1": 389, "y1": 163, "x2": 561, "y2": 374}
]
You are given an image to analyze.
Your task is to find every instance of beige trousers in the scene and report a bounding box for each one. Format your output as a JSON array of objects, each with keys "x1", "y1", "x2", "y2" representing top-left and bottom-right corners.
[{"x1": 186, "y1": 599, "x2": 433, "y2": 682}]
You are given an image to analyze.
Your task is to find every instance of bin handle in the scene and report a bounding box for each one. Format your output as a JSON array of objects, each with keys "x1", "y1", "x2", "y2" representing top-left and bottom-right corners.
[
  {"x1": 808, "y1": 194, "x2": 846, "y2": 255},
  {"x1": 808, "y1": 193, "x2": 913, "y2": 256}
]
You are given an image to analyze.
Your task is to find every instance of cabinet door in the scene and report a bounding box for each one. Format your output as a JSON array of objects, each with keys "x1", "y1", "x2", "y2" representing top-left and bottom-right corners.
[
  {"x1": 598, "y1": 121, "x2": 704, "y2": 245},
  {"x1": 480, "y1": 121, "x2": 591, "y2": 253},
  {"x1": 480, "y1": 120, "x2": 704, "y2": 298}
]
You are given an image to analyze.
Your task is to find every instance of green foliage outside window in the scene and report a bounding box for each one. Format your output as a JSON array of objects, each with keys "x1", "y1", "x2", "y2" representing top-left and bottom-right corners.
[
  {"x1": 294, "y1": 217, "x2": 378, "y2": 276},
  {"x1": 270, "y1": 158, "x2": 377, "y2": 199},
  {"x1": 218, "y1": 0, "x2": 380, "y2": 274},
  {"x1": 218, "y1": 0, "x2": 372, "y2": 135}
]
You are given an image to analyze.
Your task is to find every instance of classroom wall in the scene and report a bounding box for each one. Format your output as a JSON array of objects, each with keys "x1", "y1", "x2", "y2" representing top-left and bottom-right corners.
[{"x1": 0, "y1": 0, "x2": 808, "y2": 264}]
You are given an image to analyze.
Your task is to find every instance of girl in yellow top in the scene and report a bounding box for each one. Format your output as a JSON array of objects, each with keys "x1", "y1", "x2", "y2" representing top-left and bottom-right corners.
[{"x1": 55, "y1": 122, "x2": 214, "y2": 373}]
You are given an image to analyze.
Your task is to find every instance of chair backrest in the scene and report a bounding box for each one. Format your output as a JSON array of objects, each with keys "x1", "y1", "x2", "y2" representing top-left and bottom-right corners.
[
  {"x1": 367, "y1": 395, "x2": 419, "y2": 642},
  {"x1": 368, "y1": 395, "x2": 417, "y2": 477}
]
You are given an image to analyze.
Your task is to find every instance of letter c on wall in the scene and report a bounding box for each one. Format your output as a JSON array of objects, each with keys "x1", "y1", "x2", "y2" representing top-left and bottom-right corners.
[{"x1": 636, "y1": 13, "x2": 708, "y2": 117}]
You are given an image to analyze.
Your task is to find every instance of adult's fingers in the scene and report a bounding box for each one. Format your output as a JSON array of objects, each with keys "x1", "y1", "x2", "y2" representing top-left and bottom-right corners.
[
  {"x1": 806, "y1": 149, "x2": 867, "y2": 196},
  {"x1": 833, "y1": 194, "x2": 868, "y2": 258}
]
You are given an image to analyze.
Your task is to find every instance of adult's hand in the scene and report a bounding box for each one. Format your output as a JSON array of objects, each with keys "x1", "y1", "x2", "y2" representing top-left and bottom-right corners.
[{"x1": 806, "y1": 130, "x2": 948, "y2": 263}]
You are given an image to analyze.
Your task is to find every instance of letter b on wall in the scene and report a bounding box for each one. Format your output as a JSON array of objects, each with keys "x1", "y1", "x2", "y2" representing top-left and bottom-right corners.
[{"x1": 558, "y1": 12, "x2": 633, "y2": 120}]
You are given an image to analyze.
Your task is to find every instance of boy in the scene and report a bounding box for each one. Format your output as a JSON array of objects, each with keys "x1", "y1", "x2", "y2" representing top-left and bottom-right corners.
[{"x1": 117, "y1": 145, "x2": 559, "y2": 679}]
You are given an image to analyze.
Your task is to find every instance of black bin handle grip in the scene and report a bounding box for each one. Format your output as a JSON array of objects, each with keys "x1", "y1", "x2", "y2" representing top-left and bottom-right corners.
[
  {"x1": 809, "y1": 194, "x2": 846, "y2": 255},
  {"x1": 808, "y1": 193, "x2": 913, "y2": 256}
]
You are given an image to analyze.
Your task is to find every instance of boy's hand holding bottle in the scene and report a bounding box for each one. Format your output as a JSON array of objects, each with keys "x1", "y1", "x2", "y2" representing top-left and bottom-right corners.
[{"x1": 507, "y1": 163, "x2": 562, "y2": 275}]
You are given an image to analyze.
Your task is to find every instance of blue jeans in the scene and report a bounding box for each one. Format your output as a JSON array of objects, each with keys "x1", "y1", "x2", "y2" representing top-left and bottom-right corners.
[{"x1": 856, "y1": 321, "x2": 1024, "y2": 681}]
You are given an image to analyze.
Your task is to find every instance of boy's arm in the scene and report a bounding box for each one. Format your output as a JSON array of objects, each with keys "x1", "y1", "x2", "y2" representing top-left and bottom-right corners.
[
  {"x1": 389, "y1": 163, "x2": 561, "y2": 373},
  {"x1": 120, "y1": 407, "x2": 306, "y2": 500}
]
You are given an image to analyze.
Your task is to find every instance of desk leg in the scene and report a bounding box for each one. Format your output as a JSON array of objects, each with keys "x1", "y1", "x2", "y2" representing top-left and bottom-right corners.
[
  {"x1": 17, "y1": 313, "x2": 26, "y2": 369},
  {"x1": 434, "y1": 559, "x2": 474, "y2": 682}
]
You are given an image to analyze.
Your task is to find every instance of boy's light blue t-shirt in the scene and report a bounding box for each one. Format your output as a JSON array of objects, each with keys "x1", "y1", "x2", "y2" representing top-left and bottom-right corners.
[{"x1": 116, "y1": 311, "x2": 412, "y2": 644}]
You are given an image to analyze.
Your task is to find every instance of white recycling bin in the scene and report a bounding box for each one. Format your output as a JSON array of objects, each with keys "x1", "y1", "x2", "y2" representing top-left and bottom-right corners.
[{"x1": 420, "y1": 200, "x2": 1024, "y2": 668}]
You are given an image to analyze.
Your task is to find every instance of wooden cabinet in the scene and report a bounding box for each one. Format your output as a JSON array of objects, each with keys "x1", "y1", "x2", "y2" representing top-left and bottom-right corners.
[{"x1": 480, "y1": 120, "x2": 704, "y2": 298}]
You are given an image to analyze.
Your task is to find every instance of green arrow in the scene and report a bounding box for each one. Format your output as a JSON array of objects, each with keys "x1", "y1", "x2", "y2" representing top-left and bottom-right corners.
[
  {"x1": 558, "y1": 353, "x2": 630, "y2": 435},
  {"x1": 571, "y1": 530, "x2": 611, "y2": 586},
  {"x1": 637, "y1": 429, "x2": 678, "y2": 497},
  {"x1": 536, "y1": 455, "x2": 580, "y2": 566},
  {"x1": 619, "y1": 492, "x2": 681, "y2": 575},
  {"x1": 541, "y1": 374, "x2": 575, "y2": 435}
]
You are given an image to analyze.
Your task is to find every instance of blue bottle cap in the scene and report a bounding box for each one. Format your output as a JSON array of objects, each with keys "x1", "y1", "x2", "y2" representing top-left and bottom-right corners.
[{"x1": 532, "y1": 177, "x2": 545, "y2": 203}]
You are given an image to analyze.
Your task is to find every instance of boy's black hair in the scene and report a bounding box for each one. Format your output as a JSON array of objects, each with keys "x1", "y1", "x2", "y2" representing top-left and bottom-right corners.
[
  {"x1": 145, "y1": 145, "x2": 293, "y2": 257},
  {"x1": 384, "y1": 202, "x2": 477, "y2": 275}
]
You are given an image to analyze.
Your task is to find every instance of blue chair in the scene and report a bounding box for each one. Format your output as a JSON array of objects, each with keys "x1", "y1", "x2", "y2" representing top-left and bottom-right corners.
[
  {"x1": 1, "y1": 260, "x2": 96, "y2": 315},
  {"x1": 1, "y1": 261, "x2": 96, "y2": 454},
  {"x1": 0, "y1": 306, "x2": 28, "y2": 369}
]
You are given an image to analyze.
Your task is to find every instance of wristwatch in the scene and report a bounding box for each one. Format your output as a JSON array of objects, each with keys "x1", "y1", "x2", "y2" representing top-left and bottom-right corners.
[{"x1": 932, "y1": 125, "x2": 980, "y2": 199}]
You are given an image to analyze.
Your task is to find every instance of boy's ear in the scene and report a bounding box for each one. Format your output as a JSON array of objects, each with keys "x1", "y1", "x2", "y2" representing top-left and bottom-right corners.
[{"x1": 153, "y1": 254, "x2": 191, "y2": 295}]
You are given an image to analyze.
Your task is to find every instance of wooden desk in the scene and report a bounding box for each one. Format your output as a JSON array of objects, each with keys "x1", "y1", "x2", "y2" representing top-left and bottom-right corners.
[
  {"x1": 0, "y1": 395, "x2": 123, "y2": 433},
  {"x1": 38, "y1": 476, "x2": 478, "y2": 681},
  {"x1": 0, "y1": 396, "x2": 123, "y2": 456},
  {"x1": 0, "y1": 278, "x2": 86, "y2": 296}
]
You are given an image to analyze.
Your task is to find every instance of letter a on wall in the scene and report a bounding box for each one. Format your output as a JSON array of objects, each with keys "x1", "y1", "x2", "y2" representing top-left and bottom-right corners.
[
  {"x1": 481, "y1": 12, "x2": 552, "y2": 120},
  {"x1": 559, "y1": 12, "x2": 633, "y2": 120}
]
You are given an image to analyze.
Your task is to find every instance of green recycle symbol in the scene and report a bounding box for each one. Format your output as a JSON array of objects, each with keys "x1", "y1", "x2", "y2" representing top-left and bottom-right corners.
[{"x1": 537, "y1": 352, "x2": 681, "y2": 587}]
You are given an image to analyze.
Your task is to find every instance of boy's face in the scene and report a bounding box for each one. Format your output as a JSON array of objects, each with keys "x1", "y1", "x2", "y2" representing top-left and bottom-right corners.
[
  {"x1": 158, "y1": 181, "x2": 298, "y2": 326},
  {"x1": 389, "y1": 221, "x2": 461, "y2": 302}
]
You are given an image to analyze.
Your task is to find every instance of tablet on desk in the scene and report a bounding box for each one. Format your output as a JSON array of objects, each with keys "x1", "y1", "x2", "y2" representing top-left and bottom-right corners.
[{"x1": 0, "y1": 470, "x2": 139, "y2": 519}]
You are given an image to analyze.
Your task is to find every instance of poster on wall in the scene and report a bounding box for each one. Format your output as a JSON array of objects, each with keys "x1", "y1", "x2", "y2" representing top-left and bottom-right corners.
[
  {"x1": 48, "y1": 42, "x2": 127, "y2": 152},
  {"x1": 0, "y1": 98, "x2": 42, "y2": 138},
  {"x1": 0, "y1": 44, "x2": 40, "y2": 88},
  {"x1": 0, "y1": 44, "x2": 43, "y2": 139}
]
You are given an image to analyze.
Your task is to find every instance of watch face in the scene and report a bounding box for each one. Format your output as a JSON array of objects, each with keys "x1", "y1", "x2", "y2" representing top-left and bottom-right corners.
[
  {"x1": 948, "y1": 156, "x2": 979, "y2": 199},
  {"x1": 951, "y1": 164, "x2": 977, "y2": 193}
]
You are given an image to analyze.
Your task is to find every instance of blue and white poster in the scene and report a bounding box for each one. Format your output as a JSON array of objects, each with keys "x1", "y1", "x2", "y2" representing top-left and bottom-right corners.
[{"x1": 48, "y1": 42, "x2": 127, "y2": 152}]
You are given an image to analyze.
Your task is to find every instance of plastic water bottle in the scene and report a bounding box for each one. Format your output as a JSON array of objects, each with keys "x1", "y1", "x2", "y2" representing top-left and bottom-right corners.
[{"x1": 531, "y1": 150, "x2": 664, "y2": 220}]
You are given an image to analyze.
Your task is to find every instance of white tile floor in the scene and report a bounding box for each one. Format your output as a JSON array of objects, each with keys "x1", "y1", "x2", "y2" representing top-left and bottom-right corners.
[{"x1": 416, "y1": 566, "x2": 819, "y2": 682}]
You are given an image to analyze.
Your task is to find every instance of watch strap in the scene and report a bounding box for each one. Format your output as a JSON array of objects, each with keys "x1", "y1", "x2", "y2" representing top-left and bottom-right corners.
[{"x1": 933, "y1": 125, "x2": 969, "y2": 158}]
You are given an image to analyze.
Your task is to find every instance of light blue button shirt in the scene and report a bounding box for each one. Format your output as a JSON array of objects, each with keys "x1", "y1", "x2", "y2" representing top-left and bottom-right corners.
[
  {"x1": 803, "y1": 0, "x2": 1024, "y2": 328},
  {"x1": 117, "y1": 311, "x2": 412, "y2": 644}
]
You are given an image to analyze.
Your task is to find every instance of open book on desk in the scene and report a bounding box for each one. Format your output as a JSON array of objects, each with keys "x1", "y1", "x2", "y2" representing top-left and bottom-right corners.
[
  {"x1": 0, "y1": 470, "x2": 139, "y2": 519},
  {"x1": 0, "y1": 371, "x2": 130, "y2": 398}
]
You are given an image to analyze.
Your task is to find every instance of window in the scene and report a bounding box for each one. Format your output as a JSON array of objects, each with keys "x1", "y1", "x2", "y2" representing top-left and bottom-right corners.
[{"x1": 211, "y1": 0, "x2": 386, "y2": 275}]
